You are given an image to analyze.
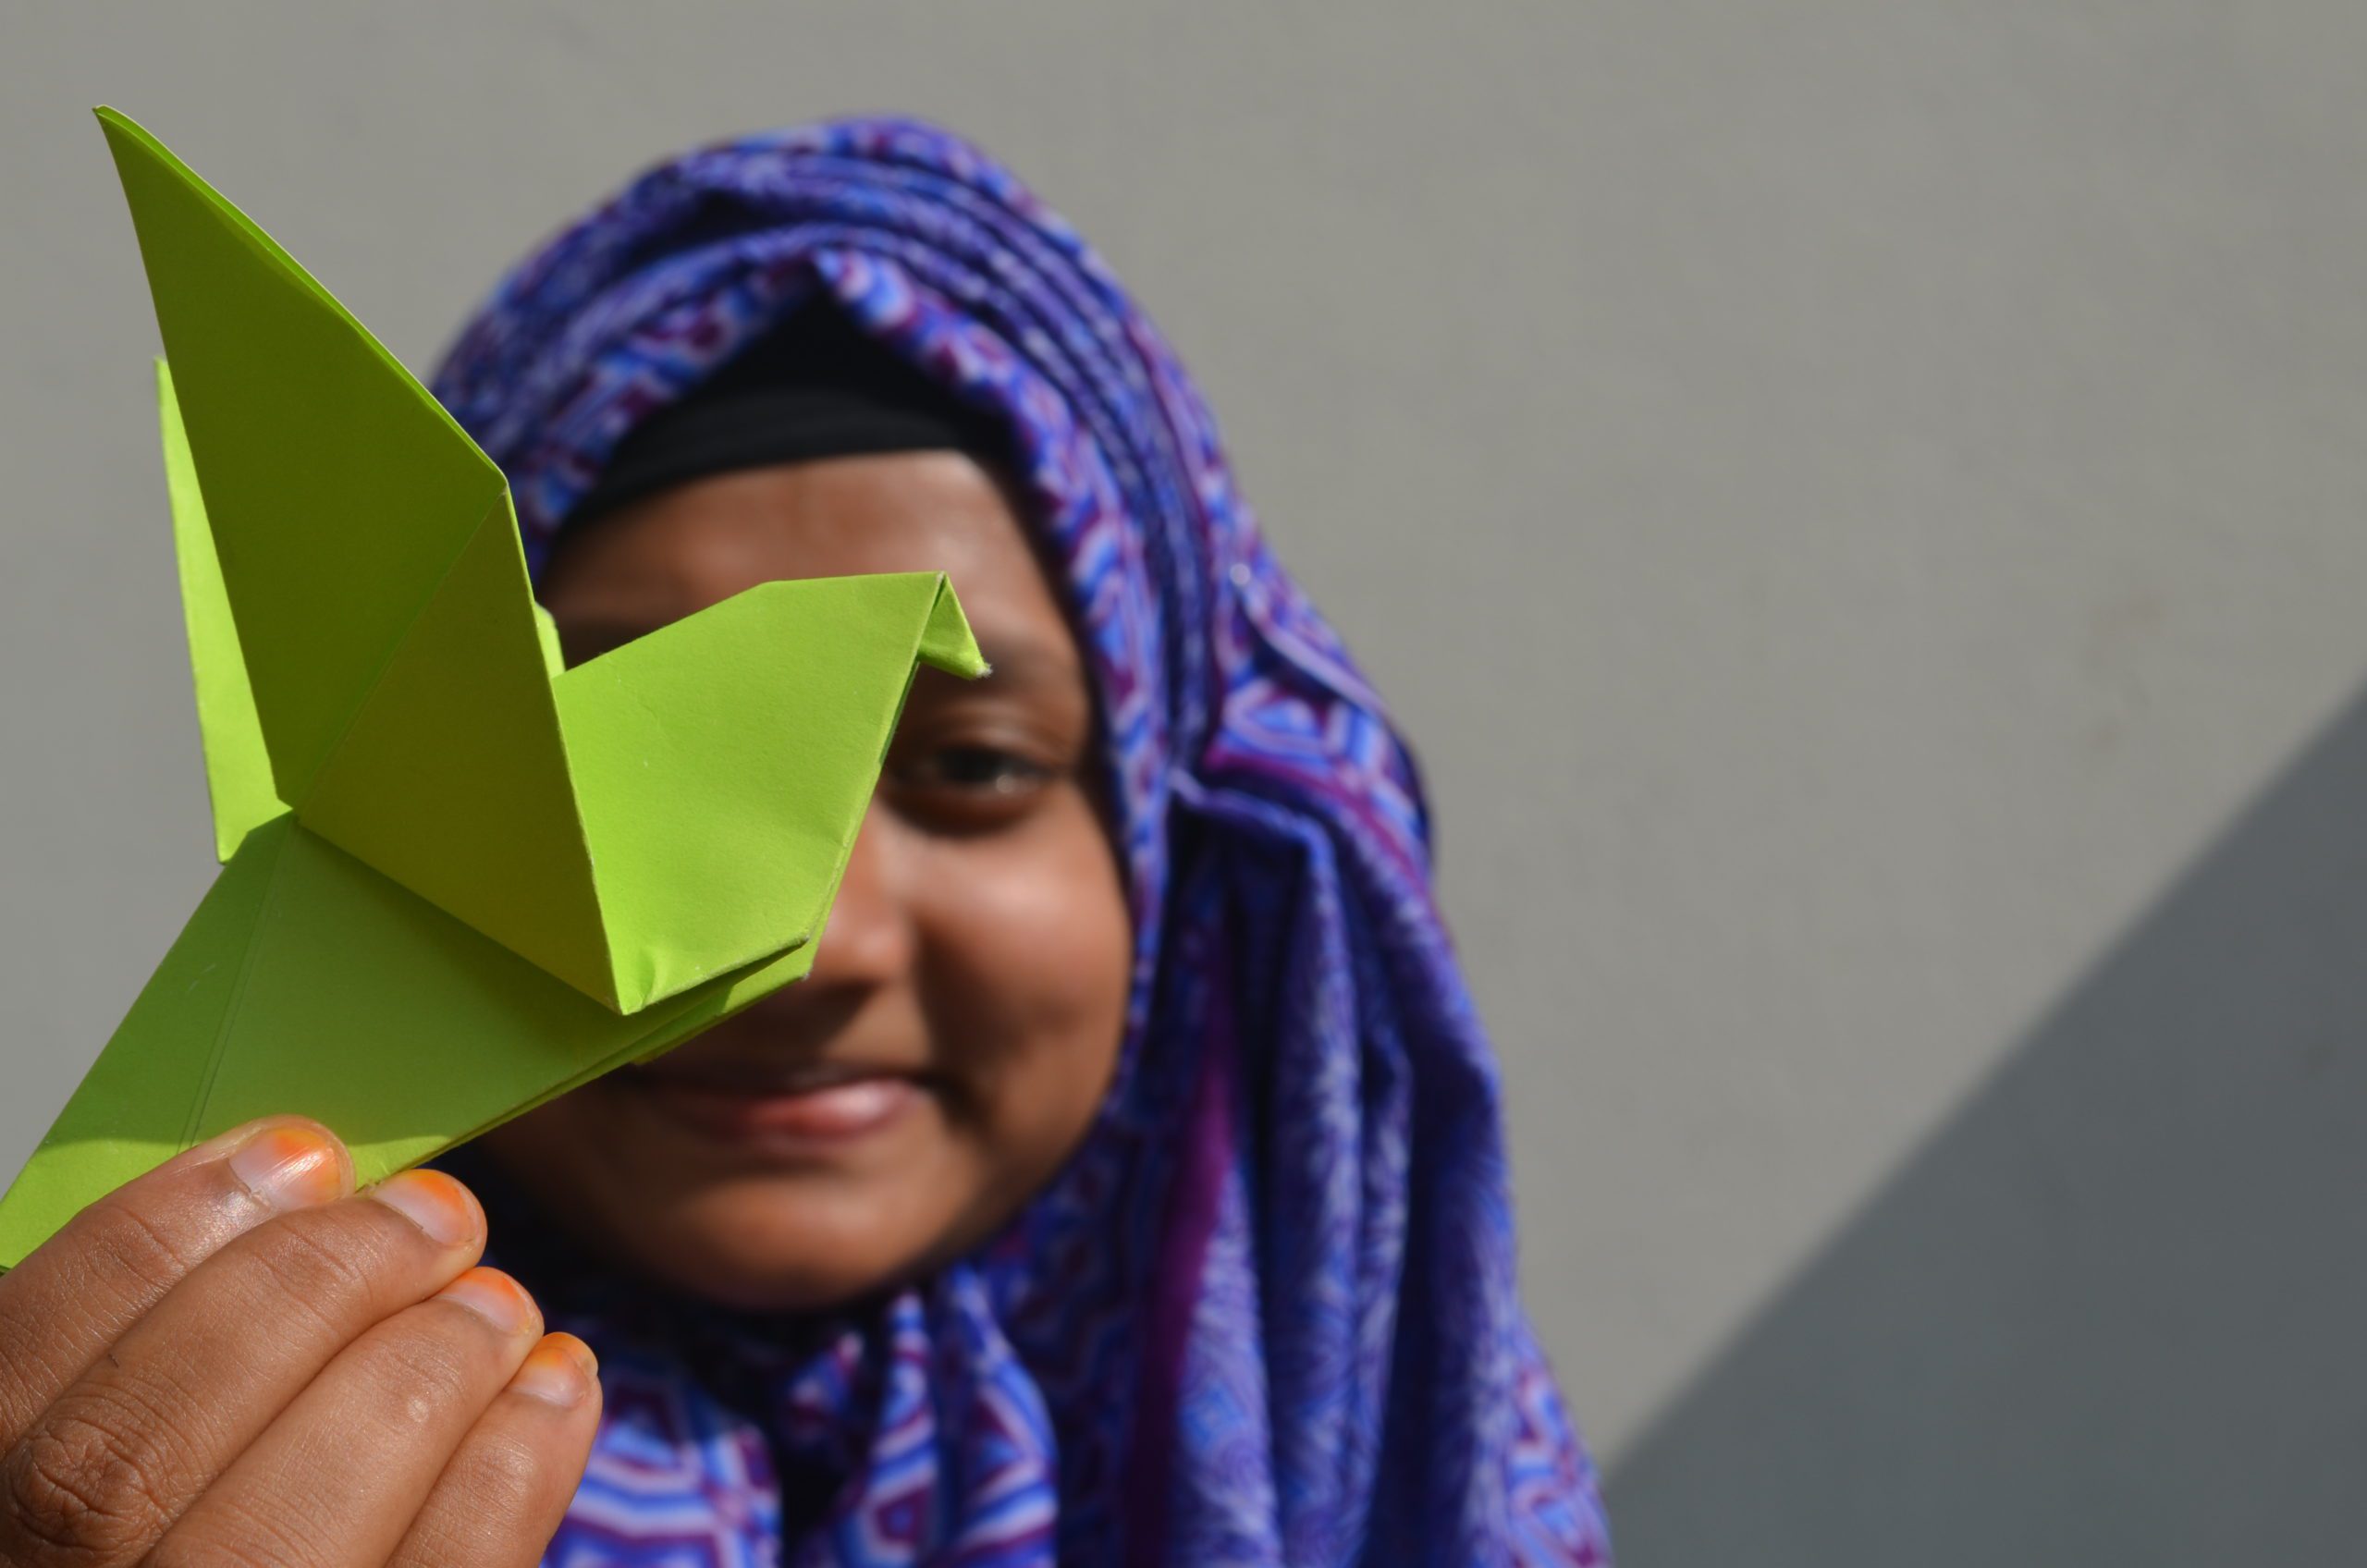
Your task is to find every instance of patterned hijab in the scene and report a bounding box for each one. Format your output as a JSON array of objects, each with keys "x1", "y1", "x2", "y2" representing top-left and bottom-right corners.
[{"x1": 430, "y1": 117, "x2": 1611, "y2": 1566}]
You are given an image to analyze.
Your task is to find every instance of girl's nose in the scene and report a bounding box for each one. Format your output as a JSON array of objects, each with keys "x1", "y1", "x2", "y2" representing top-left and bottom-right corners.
[{"x1": 803, "y1": 799, "x2": 916, "y2": 989}]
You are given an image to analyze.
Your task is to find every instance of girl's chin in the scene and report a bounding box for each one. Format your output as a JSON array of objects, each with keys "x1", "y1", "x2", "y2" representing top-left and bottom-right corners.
[
  {"x1": 616, "y1": 1194, "x2": 957, "y2": 1315},
  {"x1": 556, "y1": 1123, "x2": 980, "y2": 1312}
]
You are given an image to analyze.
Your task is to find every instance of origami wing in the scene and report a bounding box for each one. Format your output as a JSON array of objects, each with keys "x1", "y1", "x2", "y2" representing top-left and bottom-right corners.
[{"x1": 0, "y1": 110, "x2": 986, "y2": 1268}]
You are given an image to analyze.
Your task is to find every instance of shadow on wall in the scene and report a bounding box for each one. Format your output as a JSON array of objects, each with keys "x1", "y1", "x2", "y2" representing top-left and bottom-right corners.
[{"x1": 1607, "y1": 682, "x2": 2367, "y2": 1566}]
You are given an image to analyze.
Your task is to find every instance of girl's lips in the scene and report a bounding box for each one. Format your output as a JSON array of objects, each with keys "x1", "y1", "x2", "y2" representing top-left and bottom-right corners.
[{"x1": 625, "y1": 1071, "x2": 926, "y2": 1146}]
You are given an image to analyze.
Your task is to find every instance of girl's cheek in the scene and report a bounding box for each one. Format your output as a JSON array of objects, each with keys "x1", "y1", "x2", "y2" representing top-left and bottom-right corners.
[
  {"x1": 927, "y1": 788, "x2": 1126, "y2": 943},
  {"x1": 916, "y1": 790, "x2": 1131, "y2": 1064}
]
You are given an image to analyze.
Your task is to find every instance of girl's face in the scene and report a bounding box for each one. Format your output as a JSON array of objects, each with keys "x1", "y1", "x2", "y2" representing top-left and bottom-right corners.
[{"x1": 484, "y1": 452, "x2": 1132, "y2": 1312}]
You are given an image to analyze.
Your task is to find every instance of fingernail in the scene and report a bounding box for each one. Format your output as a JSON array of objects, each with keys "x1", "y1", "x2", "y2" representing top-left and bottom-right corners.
[
  {"x1": 225, "y1": 1124, "x2": 348, "y2": 1212},
  {"x1": 436, "y1": 1267, "x2": 539, "y2": 1337},
  {"x1": 366, "y1": 1170, "x2": 483, "y2": 1247},
  {"x1": 511, "y1": 1333, "x2": 598, "y2": 1407}
]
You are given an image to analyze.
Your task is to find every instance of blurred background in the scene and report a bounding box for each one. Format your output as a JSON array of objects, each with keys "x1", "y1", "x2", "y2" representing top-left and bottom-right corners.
[{"x1": 6, "y1": 4, "x2": 2367, "y2": 1561}]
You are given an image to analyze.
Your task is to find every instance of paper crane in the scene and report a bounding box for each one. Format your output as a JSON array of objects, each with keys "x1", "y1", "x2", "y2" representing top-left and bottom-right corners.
[{"x1": 0, "y1": 109, "x2": 987, "y2": 1269}]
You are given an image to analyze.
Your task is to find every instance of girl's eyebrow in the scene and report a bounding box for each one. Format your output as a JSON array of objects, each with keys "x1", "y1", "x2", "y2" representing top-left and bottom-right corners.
[{"x1": 965, "y1": 635, "x2": 1086, "y2": 692}]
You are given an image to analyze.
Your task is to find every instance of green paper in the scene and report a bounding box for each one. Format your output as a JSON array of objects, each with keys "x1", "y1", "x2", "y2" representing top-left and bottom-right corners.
[
  {"x1": 0, "y1": 109, "x2": 987, "y2": 1270},
  {"x1": 160, "y1": 359, "x2": 286, "y2": 861}
]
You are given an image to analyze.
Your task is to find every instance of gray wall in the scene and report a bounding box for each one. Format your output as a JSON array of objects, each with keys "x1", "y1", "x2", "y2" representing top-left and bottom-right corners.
[{"x1": 6, "y1": 5, "x2": 2365, "y2": 1561}]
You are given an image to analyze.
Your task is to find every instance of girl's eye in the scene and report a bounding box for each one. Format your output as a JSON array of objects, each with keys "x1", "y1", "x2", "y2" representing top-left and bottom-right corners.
[
  {"x1": 888, "y1": 743, "x2": 1059, "y2": 827},
  {"x1": 923, "y1": 746, "x2": 1049, "y2": 792}
]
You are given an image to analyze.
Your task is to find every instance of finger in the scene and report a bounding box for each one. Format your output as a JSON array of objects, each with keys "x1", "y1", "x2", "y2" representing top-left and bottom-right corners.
[
  {"x1": 0, "y1": 1116, "x2": 351, "y2": 1447},
  {"x1": 386, "y1": 1333, "x2": 602, "y2": 1568},
  {"x1": 0, "y1": 1170, "x2": 483, "y2": 1567},
  {"x1": 153, "y1": 1267, "x2": 544, "y2": 1568}
]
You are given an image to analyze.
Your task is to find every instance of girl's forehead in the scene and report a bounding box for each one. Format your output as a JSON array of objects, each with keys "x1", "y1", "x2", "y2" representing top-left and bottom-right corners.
[{"x1": 542, "y1": 452, "x2": 1081, "y2": 666}]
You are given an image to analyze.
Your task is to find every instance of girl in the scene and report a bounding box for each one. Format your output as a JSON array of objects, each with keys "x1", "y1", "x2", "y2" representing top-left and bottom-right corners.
[{"x1": 0, "y1": 118, "x2": 1610, "y2": 1565}]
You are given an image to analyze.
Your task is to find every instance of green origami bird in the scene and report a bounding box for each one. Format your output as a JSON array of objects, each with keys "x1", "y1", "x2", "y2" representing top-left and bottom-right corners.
[{"x1": 0, "y1": 109, "x2": 987, "y2": 1269}]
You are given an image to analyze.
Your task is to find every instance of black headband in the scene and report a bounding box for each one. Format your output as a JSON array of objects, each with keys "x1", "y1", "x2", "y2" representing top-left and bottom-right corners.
[{"x1": 565, "y1": 301, "x2": 1014, "y2": 529}]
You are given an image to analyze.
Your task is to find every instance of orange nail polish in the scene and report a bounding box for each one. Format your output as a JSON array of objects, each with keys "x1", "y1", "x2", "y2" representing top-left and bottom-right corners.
[
  {"x1": 511, "y1": 1333, "x2": 598, "y2": 1406},
  {"x1": 225, "y1": 1124, "x2": 347, "y2": 1211},
  {"x1": 367, "y1": 1170, "x2": 483, "y2": 1246},
  {"x1": 437, "y1": 1267, "x2": 539, "y2": 1336}
]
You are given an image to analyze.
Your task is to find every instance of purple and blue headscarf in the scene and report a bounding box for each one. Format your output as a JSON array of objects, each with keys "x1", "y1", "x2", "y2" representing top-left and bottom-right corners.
[{"x1": 431, "y1": 116, "x2": 1611, "y2": 1567}]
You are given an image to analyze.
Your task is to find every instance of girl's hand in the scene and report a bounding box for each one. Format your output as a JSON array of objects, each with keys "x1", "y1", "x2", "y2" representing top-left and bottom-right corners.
[{"x1": 0, "y1": 1116, "x2": 599, "y2": 1567}]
